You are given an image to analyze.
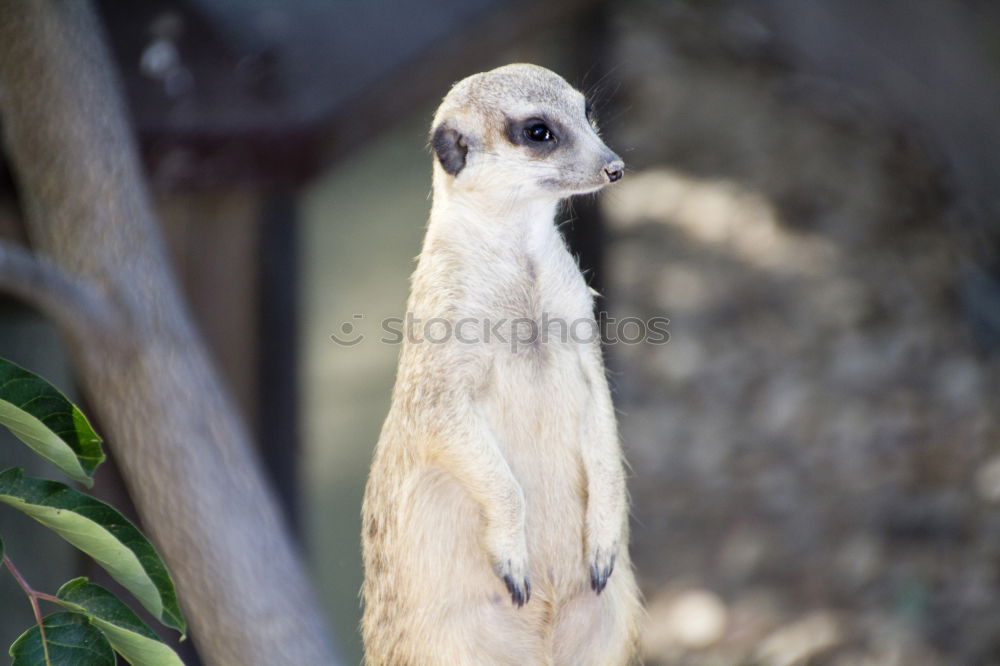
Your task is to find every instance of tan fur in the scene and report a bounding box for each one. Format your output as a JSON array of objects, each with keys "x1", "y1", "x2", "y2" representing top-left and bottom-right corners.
[{"x1": 361, "y1": 64, "x2": 641, "y2": 665}]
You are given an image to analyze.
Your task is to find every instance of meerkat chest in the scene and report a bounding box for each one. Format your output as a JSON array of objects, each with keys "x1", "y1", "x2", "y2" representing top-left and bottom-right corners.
[
  {"x1": 475, "y1": 241, "x2": 594, "y2": 534},
  {"x1": 472, "y1": 235, "x2": 595, "y2": 336},
  {"x1": 464, "y1": 243, "x2": 597, "y2": 455}
]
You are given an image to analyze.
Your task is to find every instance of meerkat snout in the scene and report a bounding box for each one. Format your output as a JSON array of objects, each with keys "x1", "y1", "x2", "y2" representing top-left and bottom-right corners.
[
  {"x1": 605, "y1": 159, "x2": 625, "y2": 183},
  {"x1": 429, "y1": 63, "x2": 625, "y2": 199}
]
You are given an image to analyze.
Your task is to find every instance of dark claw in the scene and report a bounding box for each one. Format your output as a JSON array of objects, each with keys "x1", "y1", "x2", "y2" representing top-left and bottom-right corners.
[
  {"x1": 502, "y1": 573, "x2": 530, "y2": 607},
  {"x1": 589, "y1": 563, "x2": 603, "y2": 593},
  {"x1": 590, "y1": 553, "x2": 616, "y2": 595},
  {"x1": 503, "y1": 573, "x2": 516, "y2": 600}
]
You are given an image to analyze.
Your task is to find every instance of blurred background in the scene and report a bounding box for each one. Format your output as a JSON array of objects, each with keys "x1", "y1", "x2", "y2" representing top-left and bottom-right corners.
[{"x1": 2, "y1": 0, "x2": 1000, "y2": 664}]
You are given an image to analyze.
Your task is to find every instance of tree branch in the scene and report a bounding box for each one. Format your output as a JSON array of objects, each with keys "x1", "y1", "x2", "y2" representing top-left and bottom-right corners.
[
  {"x1": 0, "y1": 2, "x2": 339, "y2": 663},
  {"x1": 0, "y1": 240, "x2": 122, "y2": 339}
]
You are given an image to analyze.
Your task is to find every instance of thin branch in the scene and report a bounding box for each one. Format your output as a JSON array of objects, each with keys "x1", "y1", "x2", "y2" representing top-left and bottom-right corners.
[
  {"x1": 4, "y1": 554, "x2": 52, "y2": 665},
  {"x1": 0, "y1": 239, "x2": 123, "y2": 340}
]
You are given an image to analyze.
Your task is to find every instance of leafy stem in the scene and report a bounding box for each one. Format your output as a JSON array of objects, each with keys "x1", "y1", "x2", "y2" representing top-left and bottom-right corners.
[
  {"x1": 3, "y1": 553, "x2": 55, "y2": 666},
  {"x1": 0, "y1": 359, "x2": 187, "y2": 664}
]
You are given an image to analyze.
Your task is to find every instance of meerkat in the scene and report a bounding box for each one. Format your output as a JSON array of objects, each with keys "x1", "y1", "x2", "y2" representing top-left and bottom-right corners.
[{"x1": 361, "y1": 63, "x2": 642, "y2": 665}]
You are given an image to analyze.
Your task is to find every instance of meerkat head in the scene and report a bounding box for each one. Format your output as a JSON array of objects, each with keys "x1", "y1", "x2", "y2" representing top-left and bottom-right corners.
[{"x1": 429, "y1": 63, "x2": 624, "y2": 202}]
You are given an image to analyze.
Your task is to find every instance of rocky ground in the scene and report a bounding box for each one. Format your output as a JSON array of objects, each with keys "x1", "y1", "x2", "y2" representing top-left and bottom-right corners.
[{"x1": 604, "y1": 3, "x2": 1000, "y2": 664}]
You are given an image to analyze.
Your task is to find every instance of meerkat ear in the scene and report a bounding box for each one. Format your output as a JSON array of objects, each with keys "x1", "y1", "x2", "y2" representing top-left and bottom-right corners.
[{"x1": 431, "y1": 123, "x2": 468, "y2": 176}]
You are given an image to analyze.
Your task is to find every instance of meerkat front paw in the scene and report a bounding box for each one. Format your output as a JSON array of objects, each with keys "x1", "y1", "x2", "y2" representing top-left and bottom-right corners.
[
  {"x1": 588, "y1": 544, "x2": 617, "y2": 594},
  {"x1": 495, "y1": 555, "x2": 531, "y2": 607},
  {"x1": 586, "y1": 509, "x2": 623, "y2": 594},
  {"x1": 587, "y1": 492, "x2": 627, "y2": 594},
  {"x1": 486, "y1": 528, "x2": 531, "y2": 607}
]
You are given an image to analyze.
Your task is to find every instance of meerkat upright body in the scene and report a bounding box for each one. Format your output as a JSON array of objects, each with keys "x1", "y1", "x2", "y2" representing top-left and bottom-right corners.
[{"x1": 361, "y1": 64, "x2": 641, "y2": 665}]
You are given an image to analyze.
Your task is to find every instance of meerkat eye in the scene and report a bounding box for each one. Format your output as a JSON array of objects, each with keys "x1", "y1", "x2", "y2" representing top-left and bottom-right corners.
[{"x1": 525, "y1": 123, "x2": 554, "y2": 142}]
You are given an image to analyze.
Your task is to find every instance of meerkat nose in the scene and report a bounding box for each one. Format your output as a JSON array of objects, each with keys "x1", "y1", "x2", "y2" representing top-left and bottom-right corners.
[{"x1": 604, "y1": 159, "x2": 625, "y2": 183}]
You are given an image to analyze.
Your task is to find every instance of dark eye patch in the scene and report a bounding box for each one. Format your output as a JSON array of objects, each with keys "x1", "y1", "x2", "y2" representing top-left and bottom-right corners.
[
  {"x1": 505, "y1": 115, "x2": 566, "y2": 154},
  {"x1": 585, "y1": 101, "x2": 593, "y2": 120}
]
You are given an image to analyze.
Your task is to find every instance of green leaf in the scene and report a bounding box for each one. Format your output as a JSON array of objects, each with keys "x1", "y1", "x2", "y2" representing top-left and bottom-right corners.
[
  {"x1": 0, "y1": 358, "x2": 104, "y2": 486},
  {"x1": 54, "y1": 578, "x2": 185, "y2": 666},
  {"x1": 0, "y1": 468, "x2": 186, "y2": 635},
  {"x1": 9, "y1": 612, "x2": 114, "y2": 666}
]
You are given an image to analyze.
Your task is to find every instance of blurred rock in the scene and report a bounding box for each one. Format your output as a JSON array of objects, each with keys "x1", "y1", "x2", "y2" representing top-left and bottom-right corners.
[
  {"x1": 643, "y1": 589, "x2": 729, "y2": 657},
  {"x1": 754, "y1": 612, "x2": 842, "y2": 666},
  {"x1": 974, "y1": 456, "x2": 1000, "y2": 503}
]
